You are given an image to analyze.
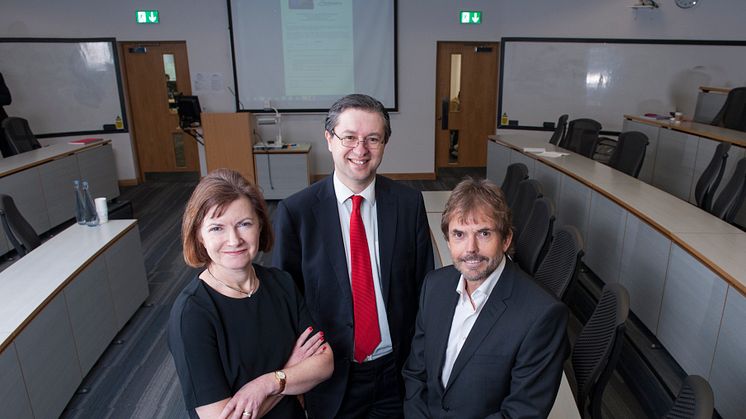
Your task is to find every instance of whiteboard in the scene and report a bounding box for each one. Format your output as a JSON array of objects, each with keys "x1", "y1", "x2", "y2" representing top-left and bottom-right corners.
[
  {"x1": 0, "y1": 38, "x2": 127, "y2": 136},
  {"x1": 499, "y1": 38, "x2": 746, "y2": 132}
]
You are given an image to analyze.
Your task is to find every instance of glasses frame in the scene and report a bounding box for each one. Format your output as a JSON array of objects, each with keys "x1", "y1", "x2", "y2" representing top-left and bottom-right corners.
[{"x1": 330, "y1": 130, "x2": 387, "y2": 149}]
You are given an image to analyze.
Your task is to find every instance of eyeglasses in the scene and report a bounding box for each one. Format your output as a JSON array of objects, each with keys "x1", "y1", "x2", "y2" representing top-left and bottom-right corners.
[{"x1": 331, "y1": 130, "x2": 386, "y2": 149}]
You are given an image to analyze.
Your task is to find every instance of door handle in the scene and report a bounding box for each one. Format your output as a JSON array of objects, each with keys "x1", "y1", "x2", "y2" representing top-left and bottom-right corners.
[{"x1": 441, "y1": 98, "x2": 449, "y2": 130}]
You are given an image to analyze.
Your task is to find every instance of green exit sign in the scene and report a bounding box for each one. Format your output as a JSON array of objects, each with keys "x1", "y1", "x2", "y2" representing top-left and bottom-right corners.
[
  {"x1": 460, "y1": 11, "x2": 482, "y2": 24},
  {"x1": 136, "y1": 10, "x2": 159, "y2": 24}
]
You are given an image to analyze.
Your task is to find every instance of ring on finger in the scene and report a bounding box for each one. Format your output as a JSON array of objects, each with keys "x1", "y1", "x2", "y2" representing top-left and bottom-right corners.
[{"x1": 242, "y1": 411, "x2": 252, "y2": 417}]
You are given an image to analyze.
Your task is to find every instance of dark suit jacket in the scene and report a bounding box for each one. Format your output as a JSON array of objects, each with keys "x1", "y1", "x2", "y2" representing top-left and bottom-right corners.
[
  {"x1": 403, "y1": 262, "x2": 569, "y2": 419},
  {"x1": 272, "y1": 174, "x2": 434, "y2": 418}
]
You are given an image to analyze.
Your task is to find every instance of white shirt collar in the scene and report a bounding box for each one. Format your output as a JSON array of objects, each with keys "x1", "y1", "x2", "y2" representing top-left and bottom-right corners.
[
  {"x1": 455, "y1": 255, "x2": 507, "y2": 308},
  {"x1": 333, "y1": 172, "x2": 376, "y2": 205}
]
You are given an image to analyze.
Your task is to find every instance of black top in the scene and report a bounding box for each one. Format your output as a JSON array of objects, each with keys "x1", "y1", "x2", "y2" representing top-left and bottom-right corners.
[{"x1": 168, "y1": 265, "x2": 314, "y2": 419}]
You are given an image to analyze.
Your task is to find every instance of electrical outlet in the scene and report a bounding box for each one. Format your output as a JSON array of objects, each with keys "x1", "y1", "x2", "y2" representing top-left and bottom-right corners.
[{"x1": 263, "y1": 99, "x2": 271, "y2": 110}]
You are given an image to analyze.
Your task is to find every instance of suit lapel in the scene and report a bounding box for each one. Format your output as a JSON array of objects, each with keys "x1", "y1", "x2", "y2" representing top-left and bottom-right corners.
[
  {"x1": 434, "y1": 270, "x2": 461, "y2": 391},
  {"x1": 312, "y1": 177, "x2": 352, "y2": 306},
  {"x1": 444, "y1": 262, "x2": 517, "y2": 391},
  {"x1": 376, "y1": 176, "x2": 396, "y2": 307}
]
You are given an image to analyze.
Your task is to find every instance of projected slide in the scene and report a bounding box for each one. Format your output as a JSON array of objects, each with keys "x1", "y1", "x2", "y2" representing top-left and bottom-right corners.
[
  {"x1": 229, "y1": 0, "x2": 396, "y2": 111},
  {"x1": 281, "y1": 0, "x2": 353, "y2": 96}
]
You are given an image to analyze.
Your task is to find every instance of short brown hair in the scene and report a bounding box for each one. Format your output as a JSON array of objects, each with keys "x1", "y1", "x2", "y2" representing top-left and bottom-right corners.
[
  {"x1": 441, "y1": 177, "x2": 512, "y2": 241},
  {"x1": 182, "y1": 169, "x2": 274, "y2": 267},
  {"x1": 325, "y1": 94, "x2": 391, "y2": 142}
]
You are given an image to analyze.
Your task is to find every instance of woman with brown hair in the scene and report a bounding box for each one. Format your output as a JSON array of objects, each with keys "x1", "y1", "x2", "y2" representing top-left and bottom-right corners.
[{"x1": 169, "y1": 169, "x2": 333, "y2": 419}]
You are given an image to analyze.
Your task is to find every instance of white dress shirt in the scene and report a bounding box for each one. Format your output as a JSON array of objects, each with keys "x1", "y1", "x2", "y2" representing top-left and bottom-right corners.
[
  {"x1": 333, "y1": 173, "x2": 393, "y2": 361},
  {"x1": 441, "y1": 256, "x2": 507, "y2": 387}
]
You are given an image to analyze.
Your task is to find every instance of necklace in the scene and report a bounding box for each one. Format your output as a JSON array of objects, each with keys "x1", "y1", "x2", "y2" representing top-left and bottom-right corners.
[{"x1": 206, "y1": 266, "x2": 257, "y2": 297}]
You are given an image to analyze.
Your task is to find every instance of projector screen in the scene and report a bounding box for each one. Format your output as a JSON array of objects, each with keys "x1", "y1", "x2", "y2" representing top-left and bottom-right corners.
[{"x1": 228, "y1": 0, "x2": 397, "y2": 112}]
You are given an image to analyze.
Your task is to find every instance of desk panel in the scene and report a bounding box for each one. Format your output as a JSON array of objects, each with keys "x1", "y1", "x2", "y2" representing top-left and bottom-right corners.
[
  {"x1": 15, "y1": 294, "x2": 81, "y2": 419},
  {"x1": 0, "y1": 343, "x2": 33, "y2": 419},
  {"x1": 534, "y1": 161, "x2": 561, "y2": 209},
  {"x1": 622, "y1": 118, "x2": 660, "y2": 183},
  {"x1": 0, "y1": 167, "x2": 51, "y2": 235},
  {"x1": 486, "y1": 139, "x2": 511, "y2": 185},
  {"x1": 38, "y1": 154, "x2": 80, "y2": 226},
  {"x1": 584, "y1": 192, "x2": 627, "y2": 284},
  {"x1": 105, "y1": 228, "x2": 149, "y2": 329},
  {"x1": 709, "y1": 287, "x2": 746, "y2": 419},
  {"x1": 619, "y1": 217, "x2": 671, "y2": 334},
  {"x1": 652, "y1": 129, "x2": 698, "y2": 201},
  {"x1": 509, "y1": 149, "x2": 536, "y2": 178},
  {"x1": 658, "y1": 244, "x2": 727, "y2": 377},
  {"x1": 556, "y1": 175, "x2": 591, "y2": 243}
]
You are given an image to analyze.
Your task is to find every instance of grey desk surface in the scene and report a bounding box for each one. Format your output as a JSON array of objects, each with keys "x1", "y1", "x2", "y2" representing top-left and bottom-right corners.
[
  {"x1": 489, "y1": 130, "x2": 746, "y2": 295},
  {"x1": 0, "y1": 220, "x2": 137, "y2": 352},
  {"x1": 0, "y1": 139, "x2": 111, "y2": 178}
]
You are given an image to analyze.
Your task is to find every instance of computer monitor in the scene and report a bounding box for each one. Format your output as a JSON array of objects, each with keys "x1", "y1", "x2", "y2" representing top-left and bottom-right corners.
[{"x1": 177, "y1": 95, "x2": 201, "y2": 128}]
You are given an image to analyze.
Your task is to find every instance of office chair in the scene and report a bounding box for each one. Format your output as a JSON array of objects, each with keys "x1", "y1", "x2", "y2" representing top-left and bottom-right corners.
[
  {"x1": 571, "y1": 283, "x2": 629, "y2": 419},
  {"x1": 694, "y1": 142, "x2": 730, "y2": 211},
  {"x1": 608, "y1": 131, "x2": 649, "y2": 178},
  {"x1": 514, "y1": 197, "x2": 555, "y2": 276},
  {"x1": 533, "y1": 225, "x2": 584, "y2": 300},
  {"x1": 501, "y1": 163, "x2": 529, "y2": 207},
  {"x1": 560, "y1": 118, "x2": 602, "y2": 155},
  {"x1": 664, "y1": 375, "x2": 714, "y2": 419},
  {"x1": 549, "y1": 114, "x2": 569, "y2": 145},
  {"x1": 0, "y1": 194, "x2": 41, "y2": 257},
  {"x1": 711, "y1": 86, "x2": 746, "y2": 132},
  {"x1": 709, "y1": 157, "x2": 746, "y2": 223},
  {"x1": 1, "y1": 117, "x2": 42, "y2": 157},
  {"x1": 510, "y1": 179, "x2": 543, "y2": 242}
]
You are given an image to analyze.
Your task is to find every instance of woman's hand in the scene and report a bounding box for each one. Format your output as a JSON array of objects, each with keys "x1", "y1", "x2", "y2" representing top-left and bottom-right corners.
[
  {"x1": 218, "y1": 374, "x2": 276, "y2": 419},
  {"x1": 284, "y1": 327, "x2": 326, "y2": 368}
]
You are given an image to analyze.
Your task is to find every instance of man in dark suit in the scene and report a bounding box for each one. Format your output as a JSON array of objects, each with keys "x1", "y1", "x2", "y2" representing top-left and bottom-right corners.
[
  {"x1": 273, "y1": 94, "x2": 434, "y2": 418},
  {"x1": 403, "y1": 178, "x2": 568, "y2": 419}
]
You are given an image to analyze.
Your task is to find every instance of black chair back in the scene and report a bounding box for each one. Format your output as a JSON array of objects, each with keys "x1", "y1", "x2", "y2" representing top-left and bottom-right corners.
[
  {"x1": 515, "y1": 197, "x2": 555, "y2": 276},
  {"x1": 664, "y1": 375, "x2": 714, "y2": 419},
  {"x1": 561, "y1": 118, "x2": 602, "y2": 156},
  {"x1": 695, "y1": 142, "x2": 730, "y2": 211},
  {"x1": 1, "y1": 117, "x2": 42, "y2": 156},
  {"x1": 0, "y1": 194, "x2": 41, "y2": 257},
  {"x1": 549, "y1": 114, "x2": 569, "y2": 145},
  {"x1": 501, "y1": 163, "x2": 529, "y2": 207},
  {"x1": 710, "y1": 157, "x2": 746, "y2": 223},
  {"x1": 608, "y1": 131, "x2": 649, "y2": 178},
  {"x1": 711, "y1": 86, "x2": 746, "y2": 132},
  {"x1": 510, "y1": 179, "x2": 543, "y2": 242},
  {"x1": 533, "y1": 225, "x2": 584, "y2": 300},
  {"x1": 571, "y1": 283, "x2": 629, "y2": 419}
]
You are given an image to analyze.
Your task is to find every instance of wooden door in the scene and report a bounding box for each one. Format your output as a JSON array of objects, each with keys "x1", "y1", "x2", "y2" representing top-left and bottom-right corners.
[
  {"x1": 435, "y1": 42, "x2": 499, "y2": 168},
  {"x1": 120, "y1": 41, "x2": 198, "y2": 177}
]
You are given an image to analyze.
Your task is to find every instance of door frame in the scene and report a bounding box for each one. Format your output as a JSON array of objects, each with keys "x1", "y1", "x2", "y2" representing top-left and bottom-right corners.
[{"x1": 118, "y1": 40, "x2": 196, "y2": 182}]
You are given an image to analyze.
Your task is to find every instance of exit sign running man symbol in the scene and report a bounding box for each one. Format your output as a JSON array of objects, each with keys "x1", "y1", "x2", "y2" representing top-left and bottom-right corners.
[
  {"x1": 460, "y1": 11, "x2": 482, "y2": 24},
  {"x1": 136, "y1": 10, "x2": 159, "y2": 24}
]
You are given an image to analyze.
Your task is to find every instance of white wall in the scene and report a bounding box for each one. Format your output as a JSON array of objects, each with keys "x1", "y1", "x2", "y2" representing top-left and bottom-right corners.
[{"x1": 3, "y1": 0, "x2": 746, "y2": 179}]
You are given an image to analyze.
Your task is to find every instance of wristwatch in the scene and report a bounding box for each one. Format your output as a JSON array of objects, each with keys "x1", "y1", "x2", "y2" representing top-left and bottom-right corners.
[{"x1": 274, "y1": 370, "x2": 286, "y2": 395}]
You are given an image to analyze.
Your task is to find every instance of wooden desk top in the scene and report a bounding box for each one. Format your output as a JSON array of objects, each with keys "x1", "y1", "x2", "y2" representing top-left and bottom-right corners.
[
  {"x1": 0, "y1": 139, "x2": 111, "y2": 178},
  {"x1": 624, "y1": 114, "x2": 746, "y2": 148},
  {"x1": 0, "y1": 220, "x2": 138, "y2": 352},
  {"x1": 253, "y1": 143, "x2": 311, "y2": 154},
  {"x1": 490, "y1": 130, "x2": 746, "y2": 295}
]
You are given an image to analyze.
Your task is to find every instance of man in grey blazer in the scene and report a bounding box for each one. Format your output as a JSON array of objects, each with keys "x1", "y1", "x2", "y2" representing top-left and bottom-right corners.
[{"x1": 403, "y1": 177, "x2": 568, "y2": 419}]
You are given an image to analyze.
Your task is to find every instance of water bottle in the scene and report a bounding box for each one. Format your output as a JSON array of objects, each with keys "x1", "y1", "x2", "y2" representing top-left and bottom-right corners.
[
  {"x1": 82, "y1": 181, "x2": 99, "y2": 226},
  {"x1": 73, "y1": 180, "x2": 86, "y2": 225}
]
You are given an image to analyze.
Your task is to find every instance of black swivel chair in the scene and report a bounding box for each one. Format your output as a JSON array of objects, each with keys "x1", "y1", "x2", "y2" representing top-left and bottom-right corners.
[
  {"x1": 533, "y1": 225, "x2": 584, "y2": 300},
  {"x1": 514, "y1": 197, "x2": 555, "y2": 276},
  {"x1": 664, "y1": 375, "x2": 714, "y2": 419},
  {"x1": 0, "y1": 194, "x2": 41, "y2": 257},
  {"x1": 571, "y1": 283, "x2": 630, "y2": 419},
  {"x1": 608, "y1": 131, "x2": 649, "y2": 178},
  {"x1": 709, "y1": 157, "x2": 746, "y2": 223},
  {"x1": 711, "y1": 86, "x2": 746, "y2": 132},
  {"x1": 549, "y1": 114, "x2": 569, "y2": 146},
  {"x1": 694, "y1": 142, "x2": 730, "y2": 211},
  {"x1": 1, "y1": 117, "x2": 42, "y2": 157},
  {"x1": 501, "y1": 163, "x2": 529, "y2": 207},
  {"x1": 510, "y1": 179, "x2": 543, "y2": 242},
  {"x1": 560, "y1": 118, "x2": 602, "y2": 157}
]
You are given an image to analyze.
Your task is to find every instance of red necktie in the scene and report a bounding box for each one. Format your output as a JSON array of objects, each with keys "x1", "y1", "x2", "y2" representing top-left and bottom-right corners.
[{"x1": 350, "y1": 195, "x2": 381, "y2": 362}]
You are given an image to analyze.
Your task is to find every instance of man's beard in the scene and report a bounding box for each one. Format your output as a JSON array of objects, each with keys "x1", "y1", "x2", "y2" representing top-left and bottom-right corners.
[{"x1": 456, "y1": 253, "x2": 500, "y2": 282}]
